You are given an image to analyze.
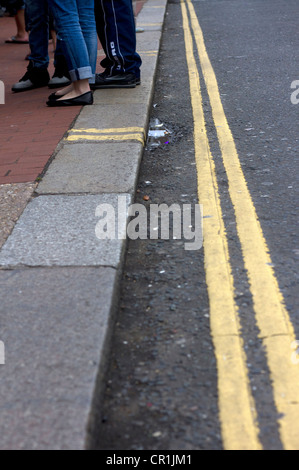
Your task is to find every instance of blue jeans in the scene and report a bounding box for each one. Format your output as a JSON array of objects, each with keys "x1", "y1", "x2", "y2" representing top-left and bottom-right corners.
[
  {"x1": 48, "y1": 0, "x2": 97, "y2": 83},
  {"x1": 25, "y1": 0, "x2": 65, "y2": 70},
  {"x1": 94, "y1": 0, "x2": 142, "y2": 78}
]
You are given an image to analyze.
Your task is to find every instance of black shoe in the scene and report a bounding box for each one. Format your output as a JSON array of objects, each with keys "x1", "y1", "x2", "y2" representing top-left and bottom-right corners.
[
  {"x1": 47, "y1": 90, "x2": 72, "y2": 102},
  {"x1": 46, "y1": 91, "x2": 93, "y2": 107},
  {"x1": 48, "y1": 55, "x2": 71, "y2": 89},
  {"x1": 12, "y1": 62, "x2": 50, "y2": 92},
  {"x1": 47, "y1": 91, "x2": 60, "y2": 102},
  {"x1": 48, "y1": 73, "x2": 71, "y2": 89},
  {"x1": 90, "y1": 71, "x2": 139, "y2": 89}
]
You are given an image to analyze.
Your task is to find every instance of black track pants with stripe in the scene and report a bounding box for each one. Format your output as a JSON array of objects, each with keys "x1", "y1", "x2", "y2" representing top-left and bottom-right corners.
[{"x1": 95, "y1": 0, "x2": 142, "y2": 78}]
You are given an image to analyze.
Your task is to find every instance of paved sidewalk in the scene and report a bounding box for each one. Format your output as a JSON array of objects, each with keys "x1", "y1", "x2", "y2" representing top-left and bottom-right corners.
[
  {"x1": 0, "y1": 1, "x2": 147, "y2": 250},
  {"x1": 0, "y1": 0, "x2": 167, "y2": 450},
  {"x1": 0, "y1": 0, "x2": 146, "y2": 185}
]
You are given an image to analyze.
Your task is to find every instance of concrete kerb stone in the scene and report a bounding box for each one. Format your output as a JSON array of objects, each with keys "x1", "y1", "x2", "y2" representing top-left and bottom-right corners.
[
  {"x1": 0, "y1": 194, "x2": 131, "y2": 268},
  {"x1": 0, "y1": 266, "x2": 121, "y2": 450},
  {"x1": 92, "y1": 81, "x2": 153, "y2": 106},
  {"x1": 0, "y1": 0, "x2": 168, "y2": 450},
  {"x1": 70, "y1": 102, "x2": 149, "y2": 134},
  {"x1": 36, "y1": 142, "x2": 144, "y2": 195}
]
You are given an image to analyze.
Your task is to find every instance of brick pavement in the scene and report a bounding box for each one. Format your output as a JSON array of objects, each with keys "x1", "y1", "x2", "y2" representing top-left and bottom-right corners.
[
  {"x1": 0, "y1": 17, "x2": 80, "y2": 184},
  {"x1": 0, "y1": 1, "x2": 146, "y2": 185}
]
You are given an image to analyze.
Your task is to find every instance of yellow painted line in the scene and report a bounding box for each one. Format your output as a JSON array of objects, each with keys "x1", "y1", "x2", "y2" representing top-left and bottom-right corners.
[
  {"x1": 70, "y1": 127, "x2": 145, "y2": 136},
  {"x1": 186, "y1": 0, "x2": 299, "y2": 449},
  {"x1": 181, "y1": 1, "x2": 262, "y2": 451},
  {"x1": 138, "y1": 53, "x2": 157, "y2": 57},
  {"x1": 66, "y1": 133, "x2": 145, "y2": 145}
]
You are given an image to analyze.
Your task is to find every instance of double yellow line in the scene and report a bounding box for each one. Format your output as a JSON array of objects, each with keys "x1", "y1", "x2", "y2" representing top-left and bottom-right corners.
[
  {"x1": 181, "y1": 0, "x2": 299, "y2": 450},
  {"x1": 66, "y1": 127, "x2": 145, "y2": 146}
]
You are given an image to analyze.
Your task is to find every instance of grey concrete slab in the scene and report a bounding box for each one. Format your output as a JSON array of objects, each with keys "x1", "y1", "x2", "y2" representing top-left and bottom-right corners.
[
  {"x1": 36, "y1": 142, "x2": 143, "y2": 195},
  {"x1": 0, "y1": 267, "x2": 119, "y2": 450},
  {"x1": 137, "y1": 0, "x2": 167, "y2": 29},
  {"x1": 72, "y1": 103, "x2": 149, "y2": 134},
  {"x1": 136, "y1": 31, "x2": 162, "y2": 54},
  {"x1": 0, "y1": 194, "x2": 131, "y2": 268},
  {"x1": 93, "y1": 80, "x2": 153, "y2": 106},
  {"x1": 0, "y1": 183, "x2": 35, "y2": 249}
]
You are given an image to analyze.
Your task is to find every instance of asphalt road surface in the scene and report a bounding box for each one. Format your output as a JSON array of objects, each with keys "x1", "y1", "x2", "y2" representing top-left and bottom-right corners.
[{"x1": 92, "y1": 0, "x2": 299, "y2": 451}]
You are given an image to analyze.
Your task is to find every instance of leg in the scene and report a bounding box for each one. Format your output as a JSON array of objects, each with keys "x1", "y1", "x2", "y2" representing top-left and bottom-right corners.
[
  {"x1": 94, "y1": 0, "x2": 141, "y2": 78},
  {"x1": 49, "y1": 10, "x2": 56, "y2": 50},
  {"x1": 49, "y1": 0, "x2": 96, "y2": 82},
  {"x1": 12, "y1": 0, "x2": 51, "y2": 91},
  {"x1": 77, "y1": 0, "x2": 98, "y2": 83},
  {"x1": 15, "y1": 8, "x2": 29, "y2": 41},
  {"x1": 47, "y1": 0, "x2": 97, "y2": 104},
  {"x1": 5, "y1": 1, "x2": 29, "y2": 43},
  {"x1": 26, "y1": 0, "x2": 50, "y2": 69}
]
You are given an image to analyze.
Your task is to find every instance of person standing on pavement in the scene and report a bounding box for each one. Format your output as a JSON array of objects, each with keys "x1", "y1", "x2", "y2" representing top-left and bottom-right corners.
[
  {"x1": 46, "y1": 0, "x2": 97, "y2": 107},
  {"x1": 92, "y1": 0, "x2": 142, "y2": 89},
  {"x1": 3, "y1": 0, "x2": 29, "y2": 44},
  {"x1": 12, "y1": 0, "x2": 71, "y2": 92}
]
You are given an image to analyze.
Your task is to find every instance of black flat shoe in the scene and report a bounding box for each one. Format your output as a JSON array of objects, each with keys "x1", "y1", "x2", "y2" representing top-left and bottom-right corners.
[
  {"x1": 47, "y1": 91, "x2": 93, "y2": 107},
  {"x1": 48, "y1": 91, "x2": 60, "y2": 101},
  {"x1": 90, "y1": 72, "x2": 139, "y2": 89},
  {"x1": 48, "y1": 91, "x2": 68, "y2": 101}
]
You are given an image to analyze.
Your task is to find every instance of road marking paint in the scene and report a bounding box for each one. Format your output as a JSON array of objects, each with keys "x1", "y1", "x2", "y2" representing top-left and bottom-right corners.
[
  {"x1": 181, "y1": 0, "x2": 262, "y2": 450},
  {"x1": 70, "y1": 127, "x2": 145, "y2": 136},
  {"x1": 186, "y1": 0, "x2": 299, "y2": 449},
  {"x1": 66, "y1": 133, "x2": 145, "y2": 145},
  {"x1": 67, "y1": 127, "x2": 146, "y2": 145}
]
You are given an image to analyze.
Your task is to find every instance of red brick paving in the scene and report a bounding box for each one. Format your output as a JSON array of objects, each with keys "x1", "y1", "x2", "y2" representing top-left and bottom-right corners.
[
  {"x1": 0, "y1": 0, "x2": 146, "y2": 185},
  {"x1": 135, "y1": 0, "x2": 146, "y2": 16},
  {"x1": 0, "y1": 17, "x2": 80, "y2": 184}
]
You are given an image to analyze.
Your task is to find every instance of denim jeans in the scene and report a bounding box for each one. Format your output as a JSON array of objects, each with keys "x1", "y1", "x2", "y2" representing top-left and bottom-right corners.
[
  {"x1": 94, "y1": 0, "x2": 142, "y2": 78},
  {"x1": 48, "y1": 0, "x2": 97, "y2": 83},
  {"x1": 25, "y1": 0, "x2": 65, "y2": 70}
]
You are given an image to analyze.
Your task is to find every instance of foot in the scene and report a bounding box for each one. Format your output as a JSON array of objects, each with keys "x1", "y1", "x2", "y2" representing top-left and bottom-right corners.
[
  {"x1": 5, "y1": 35, "x2": 29, "y2": 44},
  {"x1": 90, "y1": 71, "x2": 140, "y2": 89},
  {"x1": 47, "y1": 91, "x2": 93, "y2": 107},
  {"x1": 12, "y1": 62, "x2": 50, "y2": 92},
  {"x1": 48, "y1": 61, "x2": 71, "y2": 89},
  {"x1": 48, "y1": 84, "x2": 90, "y2": 101},
  {"x1": 48, "y1": 74, "x2": 71, "y2": 89},
  {"x1": 49, "y1": 83, "x2": 74, "y2": 99}
]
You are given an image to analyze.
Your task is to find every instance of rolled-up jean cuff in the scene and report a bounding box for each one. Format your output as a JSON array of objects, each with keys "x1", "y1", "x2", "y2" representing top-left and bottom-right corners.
[{"x1": 69, "y1": 66, "x2": 93, "y2": 82}]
